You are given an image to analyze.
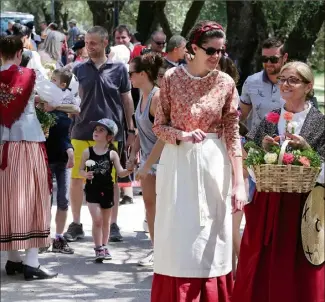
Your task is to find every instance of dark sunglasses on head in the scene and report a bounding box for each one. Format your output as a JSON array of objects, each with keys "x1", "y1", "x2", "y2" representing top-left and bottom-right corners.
[
  {"x1": 261, "y1": 55, "x2": 282, "y2": 64},
  {"x1": 153, "y1": 40, "x2": 166, "y2": 46},
  {"x1": 199, "y1": 45, "x2": 225, "y2": 56}
]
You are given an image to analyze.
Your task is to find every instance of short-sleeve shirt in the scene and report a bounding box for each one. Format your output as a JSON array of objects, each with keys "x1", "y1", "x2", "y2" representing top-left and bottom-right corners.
[
  {"x1": 240, "y1": 70, "x2": 285, "y2": 130},
  {"x1": 71, "y1": 59, "x2": 131, "y2": 141},
  {"x1": 67, "y1": 26, "x2": 80, "y2": 48}
]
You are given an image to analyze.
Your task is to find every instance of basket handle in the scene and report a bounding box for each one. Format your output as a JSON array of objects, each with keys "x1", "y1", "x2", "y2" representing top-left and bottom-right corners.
[{"x1": 278, "y1": 139, "x2": 290, "y2": 165}]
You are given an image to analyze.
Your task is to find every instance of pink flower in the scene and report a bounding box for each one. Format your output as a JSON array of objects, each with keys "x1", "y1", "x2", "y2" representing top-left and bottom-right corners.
[
  {"x1": 283, "y1": 112, "x2": 294, "y2": 121},
  {"x1": 266, "y1": 112, "x2": 280, "y2": 124},
  {"x1": 299, "y1": 156, "x2": 310, "y2": 167},
  {"x1": 282, "y1": 153, "x2": 294, "y2": 165}
]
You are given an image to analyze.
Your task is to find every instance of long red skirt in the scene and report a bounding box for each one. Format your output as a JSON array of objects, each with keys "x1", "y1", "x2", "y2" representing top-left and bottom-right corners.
[
  {"x1": 233, "y1": 191, "x2": 324, "y2": 302},
  {"x1": 151, "y1": 273, "x2": 233, "y2": 302}
]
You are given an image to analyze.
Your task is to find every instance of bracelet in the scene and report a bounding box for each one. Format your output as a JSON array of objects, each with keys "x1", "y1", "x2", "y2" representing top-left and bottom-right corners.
[{"x1": 128, "y1": 129, "x2": 136, "y2": 134}]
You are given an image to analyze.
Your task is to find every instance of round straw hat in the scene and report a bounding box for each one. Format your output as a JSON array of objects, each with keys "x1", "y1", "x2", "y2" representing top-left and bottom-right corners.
[{"x1": 301, "y1": 185, "x2": 324, "y2": 266}]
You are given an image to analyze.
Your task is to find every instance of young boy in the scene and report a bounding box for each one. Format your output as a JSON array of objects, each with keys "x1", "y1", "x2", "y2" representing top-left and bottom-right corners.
[{"x1": 45, "y1": 68, "x2": 80, "y2": 254}]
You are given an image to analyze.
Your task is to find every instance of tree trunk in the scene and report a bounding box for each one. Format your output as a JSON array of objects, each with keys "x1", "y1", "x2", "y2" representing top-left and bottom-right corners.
[
  {"x1": 226, "y1": 1, "x2": 268, "y2": 92},
  {"x1": 284, "y1": 1, "x2": 325, "y2": 62},
  {"x1": 136, "y1": 1, "x2": 157, "y2": 43},
  {"x1": 155, "y1": 1, "x2": 173, "y2": 40},
  {"x1": 61, "y1": 10, "x2": 69, "y2": 31},
  {"x1": 180, "y1": 0, "x2": 205, "y2": 38},
  {"x1": 54, "y1": 0, "x2": 64, "y2": 28},
  {"x1": 87, "y1": 1, "x2": 115, "y2": 34}
]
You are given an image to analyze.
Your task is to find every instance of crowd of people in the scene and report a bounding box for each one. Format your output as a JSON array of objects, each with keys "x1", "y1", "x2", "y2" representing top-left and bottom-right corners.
[{"x1": 0, "y1": 17, "x2": 324, "y2": 302}]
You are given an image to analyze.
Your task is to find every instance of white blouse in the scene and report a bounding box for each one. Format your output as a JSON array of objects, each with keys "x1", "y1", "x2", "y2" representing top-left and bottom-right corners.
[
  {"x1": 0, "y1": 64, "x2": 64, "y2": 144},
  {"x1": 278, "y1": 104, "x2": 311, "y2": 137}
]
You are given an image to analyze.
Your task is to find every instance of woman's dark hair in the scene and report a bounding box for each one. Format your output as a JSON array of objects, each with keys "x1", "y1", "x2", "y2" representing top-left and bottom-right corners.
[
  {"x1": 12, "y1": 23, "x2": 32, "y2": 38},
  {"x1": 219, "y1": 56, "x2": 240, "y2": 84},
  {"x1": 0, "y1": 35, "x2": 23, "y2": 60},
  {"x1": 131, "y1": 52, "x2": 164, "y2": 83},
  {"x1": 186, "y1": 20, "x2": 226, "y2": 55}
]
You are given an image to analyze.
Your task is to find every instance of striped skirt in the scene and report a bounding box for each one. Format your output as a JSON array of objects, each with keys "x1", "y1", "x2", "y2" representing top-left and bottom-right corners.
[{"x1": 0, "y1": 142, "x2": 51, "y2": 251}]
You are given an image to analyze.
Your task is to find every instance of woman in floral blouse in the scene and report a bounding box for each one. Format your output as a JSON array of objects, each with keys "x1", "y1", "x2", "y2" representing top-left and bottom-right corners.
[{"x1": 151, "y1": 21, "x2": 246, "y2": 302}]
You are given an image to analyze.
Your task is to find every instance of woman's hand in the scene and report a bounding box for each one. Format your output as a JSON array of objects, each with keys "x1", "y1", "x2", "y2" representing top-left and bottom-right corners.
[
  {"x1": 43, "y1": 103, "x2": 57, "y2": 112},
  {"x1": 135, "y1": 166, "x2": 150, "y2": 181},
  {"x1": 262, "y1": 135, "x2": 279, "y2": 151},
  {"x1": 232, "y1": 183, "x2": 247, "y2": 213},
  {"x1": 285, "y1": 133, "x2": 310, "y2": 150},
  {"x1": 179, "y1": 129, "x2": 206, "y2": 143}
]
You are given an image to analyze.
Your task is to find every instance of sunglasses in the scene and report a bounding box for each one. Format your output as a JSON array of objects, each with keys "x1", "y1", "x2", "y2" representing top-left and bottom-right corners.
[
  {"x1": 277, "y1": 76, "x2": 309, "y2": 86},
  {"x1": 128, "y1": 71, "x2": 136, "y2": 77},
  {"x1": 199, "y1": 46, "x2": 225, "y2": 56},
  {"x1": 153, "y1": 40, "x2": 166, "y2": 46},
  {"x1": 261, "y1": 56, "x2": 282, "y2": 64}
]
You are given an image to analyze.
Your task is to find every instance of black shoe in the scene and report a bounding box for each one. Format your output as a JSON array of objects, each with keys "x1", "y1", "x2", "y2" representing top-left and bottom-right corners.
[
  {"x1": 52, "y1": 237, "x2": 74, "y2": 254},
  {"x1": 23, "y1": 264, "x2": 58, "y2": 281},
  {"x1": 109, "y1": 223, "x2": 123, "y2": 242},
  {"x1": 119, "y1": 195, "x2": 133, "y2": 205},
  {"x1": 63, "y1": 222, "x2": 85, "y2": 242},
  {"x1": 5, "y1": 261, "x2": 24, "y2": 275}
]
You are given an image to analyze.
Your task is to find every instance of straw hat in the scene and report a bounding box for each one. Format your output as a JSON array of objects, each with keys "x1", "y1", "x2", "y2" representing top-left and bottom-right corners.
[{"x1": 301, "y1": 185, "x2": 324, "y2": 266}]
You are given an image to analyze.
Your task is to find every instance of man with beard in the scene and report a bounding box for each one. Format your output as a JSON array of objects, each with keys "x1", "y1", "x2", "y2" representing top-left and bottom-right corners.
[
  {"x1": 240, "y1": 37, "x2": 288, "y2": 130},
  {"x1": 65, "y1": 26, "x2": 135, "y2": 243}
]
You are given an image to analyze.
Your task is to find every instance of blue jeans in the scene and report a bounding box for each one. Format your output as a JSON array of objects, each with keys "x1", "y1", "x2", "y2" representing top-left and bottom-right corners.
[{"x1": 50, "y1": 163, "x2": 70, "y2": 211}]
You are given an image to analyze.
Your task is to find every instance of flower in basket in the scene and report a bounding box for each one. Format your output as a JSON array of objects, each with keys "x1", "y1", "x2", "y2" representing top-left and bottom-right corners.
[
  {"x1": 266, "y1": 112, "x2": 280, "y2": 124},
  {"x1": 264, "y1": 152, "x2": 278, "y2": 164},
  {"x1": 85, "y1": 159, "x2": 96, "y2": 184},
  {"x1": 282, "y1": 153, "x2": 295, "y2": 165},
  {"x1": 287, "y1": 121, "x2": 298, "y2": 134},
  {"x1": 299, "y1": 156, "x2": 311, "y2": 167}
]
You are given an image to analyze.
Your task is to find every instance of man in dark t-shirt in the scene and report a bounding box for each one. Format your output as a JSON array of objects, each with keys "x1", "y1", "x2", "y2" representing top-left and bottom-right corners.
[{"x1": 64, "y1": 26, "x2": 135, "y2": 243}]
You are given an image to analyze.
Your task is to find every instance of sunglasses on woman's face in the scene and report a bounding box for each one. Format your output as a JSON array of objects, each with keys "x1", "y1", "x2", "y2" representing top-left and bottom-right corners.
[
  {"x1": 128, "y1": 71, "x2": 136, "y2": 77},
  {"x1": 261, "y1": 55, "x2": 282, "y2": 64},
  {"x1": 198, "y1": 45, "x2": 225, "y2": 56}
]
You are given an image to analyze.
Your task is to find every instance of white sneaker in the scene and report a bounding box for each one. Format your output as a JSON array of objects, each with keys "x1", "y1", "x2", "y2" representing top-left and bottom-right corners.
[
  {"x1": 143, "y1": 220, "x2": 149, "y2": 233},
  {"x1": 138, "y1": 250, "x2": 154, "y2": 267}
]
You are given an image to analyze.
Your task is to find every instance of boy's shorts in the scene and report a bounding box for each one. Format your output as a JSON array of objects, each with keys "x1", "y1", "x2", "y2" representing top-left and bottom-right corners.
[{"x1": 71, "y1": 139, "x2": 119, "y2": 182}]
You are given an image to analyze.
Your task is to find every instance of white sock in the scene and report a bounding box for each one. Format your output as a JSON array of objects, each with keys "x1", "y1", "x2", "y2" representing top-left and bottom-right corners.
[
  {"x1": 7, "y1": 250, "x2": 22, "y2": 262},
  {"x1": 123, "y1": 187, "x2": 133, "y2": 198},
  {"x1": 24, "y1": 248, "x2": 39, "y2": 268}
]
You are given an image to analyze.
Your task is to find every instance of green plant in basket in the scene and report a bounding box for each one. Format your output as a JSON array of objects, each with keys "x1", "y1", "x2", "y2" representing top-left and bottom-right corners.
[
  {"x1": 35, "y1": 106, "x2": 57, "y2": 137},
  {"x1": 244, "y1": 141, "x2": 266, "y2": 167}
]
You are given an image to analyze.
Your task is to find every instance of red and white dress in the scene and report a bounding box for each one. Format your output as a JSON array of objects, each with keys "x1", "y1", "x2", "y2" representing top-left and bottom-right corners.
[
  {"x1": 0, "y1": 64, "x2": 64, "y2": 251},
  {"x1": 151, "y1": 66, "x2": 241, "y2": 302}
]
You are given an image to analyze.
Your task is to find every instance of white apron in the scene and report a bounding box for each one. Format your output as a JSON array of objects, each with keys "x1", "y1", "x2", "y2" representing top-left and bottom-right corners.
[{"x1": 154, "y1": 133, "x2": 233, "y2": 278}]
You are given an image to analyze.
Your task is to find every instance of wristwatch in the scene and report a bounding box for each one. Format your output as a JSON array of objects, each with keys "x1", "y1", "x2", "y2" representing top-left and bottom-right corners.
[{"x1": 128, "y1": 129, "x2": 136, "y2": 134}]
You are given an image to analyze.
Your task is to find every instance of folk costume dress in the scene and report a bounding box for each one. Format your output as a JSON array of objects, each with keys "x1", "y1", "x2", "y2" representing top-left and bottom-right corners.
[
  {"x1": 151, "y1": 66, "x2": 241, "y2": 302},
  {"x1": 233, "y1": 105, "x2": 325, "y2": 302},
  {"x1": 0, "y1": 64, "x2": 64, "y2": 251}
]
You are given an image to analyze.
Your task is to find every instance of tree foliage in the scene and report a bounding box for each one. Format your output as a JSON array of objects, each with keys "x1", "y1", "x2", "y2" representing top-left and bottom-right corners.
[{"x1": 2, "y1": 0, "x2": 324, "y2": 73}]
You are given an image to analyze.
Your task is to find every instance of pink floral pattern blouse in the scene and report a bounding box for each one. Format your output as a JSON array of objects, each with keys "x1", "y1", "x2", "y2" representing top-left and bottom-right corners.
[{"x1": 152, "y1": 65, "x2": 241, "y2": 157}]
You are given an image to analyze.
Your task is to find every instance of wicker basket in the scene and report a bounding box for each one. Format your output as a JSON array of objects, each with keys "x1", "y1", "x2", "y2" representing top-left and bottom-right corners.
[{"x1": 253, "y1": 140, "x2": 321, "y2": 193}]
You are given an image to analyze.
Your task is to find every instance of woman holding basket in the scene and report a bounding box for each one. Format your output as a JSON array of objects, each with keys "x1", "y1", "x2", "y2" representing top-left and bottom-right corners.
[{"x1": 233, "y1": 61, "x2": 324, "y2": 302}]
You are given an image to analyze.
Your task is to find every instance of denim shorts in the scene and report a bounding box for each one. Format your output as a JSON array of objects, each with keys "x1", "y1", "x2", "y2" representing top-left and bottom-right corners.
[{"x1": 50, "y1": 162, "x2": 71, "y2": 211}]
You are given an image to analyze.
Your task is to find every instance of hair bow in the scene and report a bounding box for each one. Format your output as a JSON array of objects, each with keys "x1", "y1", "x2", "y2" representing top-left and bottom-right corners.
[{"x1": 192, "y1": 23, "x2": 224, "y2": 45}]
